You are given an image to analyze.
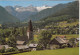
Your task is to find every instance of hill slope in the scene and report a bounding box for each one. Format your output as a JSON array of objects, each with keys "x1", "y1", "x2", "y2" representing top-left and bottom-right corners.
[
  {"x1": 25, "y1": 1, "x2": 78, "y2": 22},
  {"x1": 32, "y1": 1, "x2": 79, "y2": 28},
  {"x1": 25, "y1": 4, "x2": 67, "y2": 21},
  {"x1": 0, "y1": 6, "x2": 19, "y2": 24}
]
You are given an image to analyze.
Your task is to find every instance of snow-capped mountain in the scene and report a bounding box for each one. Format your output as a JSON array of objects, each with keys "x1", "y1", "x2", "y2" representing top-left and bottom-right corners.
[
  {"x1": 36, "y1": 5, "x2": 52, "y2": 12},
  {"x1": 15, "y1": 5, "x2": 52, "y2": 12},
  {"x1": 15, "y1": 5, "x2": 37, "y2": 12},
  {"x1": 5, "y1": 5, "x2": 52, "y2": 21}
]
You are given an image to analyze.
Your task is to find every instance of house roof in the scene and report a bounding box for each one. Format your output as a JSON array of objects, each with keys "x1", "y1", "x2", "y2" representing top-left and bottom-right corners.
[
  {"x1": 0, "y1": 45, "x2": 11, "y2": 49},
  {"x1": 29, "y1": 44, "x2": 38, "y2": 48},
  {"x1": 2, "y1": 45, "x2": 11, "y2": 49},
  {"x1": 16, "y1": 45, "x2": 29, "y2": 49},
  {"x1": 57, "y1": 36, "x2": 66, "y2": 38},
  {"x1": 55, "y1": 37, "x2": 67, "y2": 44},
  {"x1": 0, "y1": 45, "x2": 3, "y2": 49},
  {"x1": 17, "y1": 41, "x2": 25, "y2": 45}
]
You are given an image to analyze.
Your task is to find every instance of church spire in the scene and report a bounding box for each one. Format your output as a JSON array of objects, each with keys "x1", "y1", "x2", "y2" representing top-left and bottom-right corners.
[{"x1": 27, "y1": 20, "x2": 33, "y2": 32}]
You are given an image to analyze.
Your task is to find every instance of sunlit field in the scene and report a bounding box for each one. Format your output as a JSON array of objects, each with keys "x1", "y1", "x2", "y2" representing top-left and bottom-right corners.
[{"x1": 13, "y1": 47, "x2": 79, "y2": 55}]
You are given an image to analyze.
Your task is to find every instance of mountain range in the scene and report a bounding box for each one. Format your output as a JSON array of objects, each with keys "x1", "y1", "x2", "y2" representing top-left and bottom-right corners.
[
  {"x1": 25, "y1": 1, "x2": 78, "y2": 21},
  {"x1": 5, "y1": 3, "x2": 67, "y2": 21},
  {"x1": 0, "y1": 1, "x2": 78, "y2": 24},
  {"x1": 5, "y1": 5, "x2": 52, "y2": 21},
  {"x1": 34, "y1": 1, "x2": 79, "y2": 27}
]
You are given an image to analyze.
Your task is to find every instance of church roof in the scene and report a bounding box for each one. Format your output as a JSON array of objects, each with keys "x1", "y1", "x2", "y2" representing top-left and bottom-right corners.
[{"x1": 16, "y1": 41, "x2": 25, "y2": 45}]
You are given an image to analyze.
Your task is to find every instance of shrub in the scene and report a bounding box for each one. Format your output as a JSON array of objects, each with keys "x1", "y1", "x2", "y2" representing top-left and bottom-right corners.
[
  {"x1": 76, "y1": 42, "x2": 79, "y2": 47},
  {"x1": 37, "y1": 44, "x2": 44, "y2": 50},
  {"x1": 5, "y1": 47, "x2": 17, "y2": 52},
  {"x1": 61, "y1": 44, "x2": 68, "y2": 48},
  {"x1": 50, "y1": 45, "x2": 60, "y2": 50}
]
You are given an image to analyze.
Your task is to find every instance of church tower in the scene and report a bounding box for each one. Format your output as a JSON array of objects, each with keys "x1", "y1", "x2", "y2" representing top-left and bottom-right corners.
[{"x1": 27, "y1": 20, "x2": 33, "y2": 41}]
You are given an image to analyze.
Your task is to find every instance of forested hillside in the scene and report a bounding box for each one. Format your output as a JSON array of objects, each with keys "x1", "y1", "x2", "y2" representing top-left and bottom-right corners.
[
  {"x1": 0, "y1": 6, "x2": 19, "y2": 24},
  {"x1": 33, "y1": 1, "x2": 79, "y2": 28},
  {"x1": 25, "y1": 1, "x2": 78, "y2": 22},
  {"x1": 1, "y1": 1, "x2": 79, "y2": 29},
  {"x1": 25, "y1": 4, "x2": 67, "y2": 21}
]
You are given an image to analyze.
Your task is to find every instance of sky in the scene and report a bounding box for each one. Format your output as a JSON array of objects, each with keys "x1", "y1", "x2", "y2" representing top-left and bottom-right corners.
[{"x1": 0, "y1": 1, "x2": 73, "y2": 7}]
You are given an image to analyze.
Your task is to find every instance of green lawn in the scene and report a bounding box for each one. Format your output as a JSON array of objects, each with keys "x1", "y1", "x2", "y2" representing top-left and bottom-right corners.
[
  {"x1": 34, "y1": 34, "x2": 79, "y2": 41},
  {"x1": 13, "y1": 47, "x2": 79, "y2": 55},
  {"x1": 52, "y1": 34, "x2": 79, "y2": 39},
  {"x1": 58, "y1": 21, "x2": 79, "y2": 27}
]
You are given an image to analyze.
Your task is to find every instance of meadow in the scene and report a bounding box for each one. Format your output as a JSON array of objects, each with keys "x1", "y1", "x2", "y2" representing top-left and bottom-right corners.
[
  {"x1": 34, "y1": 34, "x2": 79, "y2": 42},
  {"x1": 13, "y1": 47, "x2": 79, "y2": 55},
  {"x1": 52, "y1": 34, "x2": 79, "y2": 39},
  {"x1": 58, "y1": 21, "x2": 79, "y2": 27}
]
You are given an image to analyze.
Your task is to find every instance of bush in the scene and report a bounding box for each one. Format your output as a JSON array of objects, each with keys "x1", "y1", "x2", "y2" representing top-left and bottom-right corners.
[
  {"x1": 61, "y1": 44, "x2": 68, "y2": 48},
  {"x1": 76, "y1": 42, "x2": 79, "y2": 47},
  {"x1": 54, "y1": 45, "x2": 60, "y2": 49},
  {"x1": 69, "y1": 38, "x2": 76, "y2": 47},
  {"x1": 50, "y1": 45, "x2": 60, "y2": 50},
  {"x1": 5, "y1": 47, "x2": 17, "y2": 52},
  {"x1": 37, "y1": 44, "x2": 44, "y2": 50}
]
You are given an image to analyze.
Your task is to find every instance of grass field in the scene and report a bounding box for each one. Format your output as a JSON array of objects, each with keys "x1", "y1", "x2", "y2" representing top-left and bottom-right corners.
[
  {"x1": 0, "y1": 24, "x2": 1, "y2": 27},
  {"x1": 34, "y1": 34, "x2": 79, "y2": 41},
  {"x1": 13, "y1": 47, "x2": 79, "y2": 55},
  {"x1": 52, "y1": 34, "x2": 79, "y2": 39},
  {"x1": 58, "y1": 21, "x2": 79, "y2": 27}
]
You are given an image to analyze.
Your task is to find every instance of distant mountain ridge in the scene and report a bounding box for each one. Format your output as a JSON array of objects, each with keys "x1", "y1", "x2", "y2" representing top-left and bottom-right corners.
[
  {"x1": 25, "y1": 1, "x2": 78, "y2": 21},
  {"x1": 4, "y1": 1, "x2": 78, "y2": 22},
  {"x1": 5, "y1": 5, "x2": 52, "y2": 21},
  {"x1": 25, "y1": 4, "x2": 67, "y2": 21},
  {"x1": 34, "y1": 1, "x2": 79, "y2": 27}
]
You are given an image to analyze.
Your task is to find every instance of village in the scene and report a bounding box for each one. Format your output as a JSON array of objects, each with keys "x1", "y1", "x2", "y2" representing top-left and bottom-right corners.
[{"x1": 0, "y1": 20, "x2": 79, "y2": 55}]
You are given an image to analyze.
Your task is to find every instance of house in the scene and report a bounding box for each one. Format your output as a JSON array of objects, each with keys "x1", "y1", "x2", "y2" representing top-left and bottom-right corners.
[
  {"x1": 0, "y1": 45, "x2": 4, "y2": 50},
  {"x1": 27, "y1": 20, "x2": 33, "y2": 41},
  {"x1": 16, "y1": 41, "x2": 29, "y2": 50},
  {"x1": 29, "y1": 44, "x2": 38, "y2": 51},
  {"x1": 0, "y1": 45, "x2": 11, "y2": 50},
  {"x1": 49, "y1": 36, "x2": 68, "y2": 49}
]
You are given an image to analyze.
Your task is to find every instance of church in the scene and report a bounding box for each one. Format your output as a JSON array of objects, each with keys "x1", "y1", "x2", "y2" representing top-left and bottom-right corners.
[
  {"x1": 27, "y1": 20, "x2": 33, "y2": 41},
  {"x1": 16, "y1": 20, "x2": 34, "y2": 43}
]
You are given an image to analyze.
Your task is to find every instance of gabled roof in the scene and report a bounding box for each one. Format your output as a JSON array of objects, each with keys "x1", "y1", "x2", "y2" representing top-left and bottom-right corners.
[
  {"x1": 58, "y1": 36, "x2": 66, "y2": 38},
  {"x1": 16, "y1": 45, "x2": 29, "y2": 49},
  {"x1": 29, "y1": 44, "x2": 38, "y2": 48},
  {"x1": 55, "y1": 37, "x2": 66, "y2": 44},
  {"x1": 2, "y1": 45, "x2": 11, "y2": 49},
  {"x1": 0, "y1": 45, "x2": 11, "y2": 49},
  {"x1": 0, "y1": 45, "x2": 3, "y2": 49},
  {"x1": 17, "y1": 41, "x2": 25, "y2": 45}
]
